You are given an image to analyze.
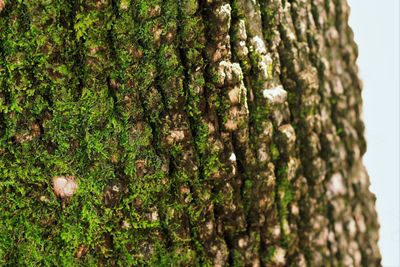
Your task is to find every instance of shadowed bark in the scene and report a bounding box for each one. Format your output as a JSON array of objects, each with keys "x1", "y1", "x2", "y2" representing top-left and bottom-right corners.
[{"x1": 0, "y1": 0, "x2": 381, "y2": 266}]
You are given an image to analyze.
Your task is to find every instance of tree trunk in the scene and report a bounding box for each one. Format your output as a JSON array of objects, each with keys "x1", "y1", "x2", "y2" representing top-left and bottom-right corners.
[{"x1": 0, "y1": 0, "x2": 381, "y2": 266}]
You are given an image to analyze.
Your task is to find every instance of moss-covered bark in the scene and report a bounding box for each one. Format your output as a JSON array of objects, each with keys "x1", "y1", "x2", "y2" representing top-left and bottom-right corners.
[{"x1": 0, "y1": 0, "x2": 380, "y2": 266}]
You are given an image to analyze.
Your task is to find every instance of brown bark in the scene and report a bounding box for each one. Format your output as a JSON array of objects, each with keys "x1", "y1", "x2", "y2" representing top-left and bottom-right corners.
[{"x1": 0, "y1": 0, "x2": 380, "y2": 266}]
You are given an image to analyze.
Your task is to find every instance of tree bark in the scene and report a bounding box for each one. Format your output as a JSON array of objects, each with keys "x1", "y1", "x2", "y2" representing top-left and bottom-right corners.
[{"x1": 0, "y1": 0, "x2": 381, "y2": 266}]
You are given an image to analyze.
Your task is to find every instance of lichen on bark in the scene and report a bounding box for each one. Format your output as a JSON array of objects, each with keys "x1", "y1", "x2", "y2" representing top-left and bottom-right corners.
[{"x1": 0, "y1": 0, "x2": 380, "y2": 266}]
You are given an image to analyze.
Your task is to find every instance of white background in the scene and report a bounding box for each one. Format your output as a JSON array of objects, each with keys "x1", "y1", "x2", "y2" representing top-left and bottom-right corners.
[{"x1": 347, "y1": 1, "x2": 399, "y2": 266}]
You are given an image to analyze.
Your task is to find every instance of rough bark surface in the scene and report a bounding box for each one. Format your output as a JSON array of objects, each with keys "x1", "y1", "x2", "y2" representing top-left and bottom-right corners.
[{"x1": 0, "y1": 0, "x2": 381, "y2": 266}]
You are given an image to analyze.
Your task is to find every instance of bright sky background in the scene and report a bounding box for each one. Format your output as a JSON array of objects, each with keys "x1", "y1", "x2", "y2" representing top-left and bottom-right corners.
[{"x1": 347, "y1": 1, "x2": 399, "y2": 266}]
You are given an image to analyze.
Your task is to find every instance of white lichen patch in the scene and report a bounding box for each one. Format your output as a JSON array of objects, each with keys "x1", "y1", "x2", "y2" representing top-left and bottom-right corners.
[
  {"x1": 238, "y1": 238, "x2": 247, "y2": 248},
  {"x1": 262, "y1": 85, "x2": 287, "y2": 104},
  {"x1": 230, "y1": 63, "x2": 243, "y2": 83},
  {"x1": 250, "y1": 36, "x2": 267, "y2": 54},
  {"x1": 291, "y1": 204, "x2": 299, "y2": 216},
  {"x1": 217, "y1": 61, "x2": 243, "y2": 86},
  {"x1": 52, "y1": 176, "x2": 78, "y2": 199},
  {"x1": 237, "y1": 40, "x2": 248, "y2": 57},
  {"x1": 237, "y1": 19, "x2": 247, "y2": 40},
  {"x1": 257, "y1": 147, "x2": 268, "y2": 162},
  {"x1": 150, "y1": 209, "x2": 159, "y2": 222},
  {"x1": 272, "y1": 247, "x2": 286, "y2": 265},
  {"x1": 258, "y1": 54, "x2": 273, "y2": 80},
  {"x1": 327, "y1": 172, "x2": 346, "y2": 197},
  {"x1": 272, "y1": 225, "x2": 281, "y2": 239},
  {"x1": 166, "y1": 130, "x2": 185, "y2": 144},
  {"x1": 112, "y1": 185, "x2": 120, "y2": 192},
  {"x1": 121, "y1": 220, "x2": 131, "y2": 230},
  {"x1": 278, "y1": 124, "x2": 296, "y2": 150},
  {"x1": 216, "y1": 3, "x2": 231, "y2": 22}
]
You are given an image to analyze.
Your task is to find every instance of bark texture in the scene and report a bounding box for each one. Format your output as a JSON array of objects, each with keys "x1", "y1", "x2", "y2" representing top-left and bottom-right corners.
[{"x1": 0, "y1": 0, "x2": 381, "y2": 266}]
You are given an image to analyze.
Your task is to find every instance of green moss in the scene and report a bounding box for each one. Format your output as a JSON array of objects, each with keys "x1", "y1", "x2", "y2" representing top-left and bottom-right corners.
[
  {"x1": 231, "y1": 0, "x2": 245, "y2": 19},
  {"x1": 231, "y1": 249, "x2": 245, "y2": 266},
  {"x1": 250, "y1": 104, "x2": 270, "y2": 135},
  {"x1": 0, "y1": 0, "x2": 177, "y2": 264},
  {"x1": 275, "y1": 166, "x2": 293, "y2": 247},
  {"x1": 260, "y1": 4, "x2": 277, "y2": 43},
  {"x1": 264, "y1": 246, "x2": 276, "y2": 262},
  {"x1": 203, "y1": 152, "x2": 222, "y2": 180},
  {"x1": 149, "y1": 244, "x2": 197, "y2": 266},
  {"x1": 270, "y1": 143, "x2": 280, "y2": 161},
  {"x1": 336, "y1": 127, "x2": 344, "y2": 136}
]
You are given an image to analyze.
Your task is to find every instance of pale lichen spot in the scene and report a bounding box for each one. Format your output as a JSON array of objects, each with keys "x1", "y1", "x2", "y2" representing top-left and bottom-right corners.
[
  {"x1": 52, "y1": 176, "x2": 78, "y2": 199},
  {"x1": 237, "y1": 19, "x2": 247, "y2": 40},
  {"x1": 112, "y1": 185, "x2": 120, "y2": 192},
  {"x1": 262, "y1": 85, "x2": 287, "y2": 104},
  {"x1": 150, "y1": 209, "x2": 159, "y2": 222},
  {"x1": 119, "y1": 0, "x2": 129, "y2": 10},
  {"x1": 272, "y1": 247, "x2": 286, "y2": 265},
  {"x1": 334, "y1": 222, "x2": 344, "y2": 235},
  {"x1": 228, "y1": 86, "x2": 241, "y2": 104},
  {"x1": 257, "y1": 147, "x2": 268, "y2": 162},
  {"x1": 347, "y1": 218, "x2": 357, "y2": 237},
  {"x1": 218, "y1": 61, "x2": 243, "y2": 86},
  {"x1": 328, "y1": 230, "x2": 336, "y2": 243},
  {"x1": 258, "y1": 54, "x2": 273, "y2": 80},
  {"x1": 238, "y1": 238, "x2": 247, "y2": 248},
  {"x1": 291, "y1": 204, "x2": 299, "y2": 216},
  {"x1": 121, "y1": 220, "x2": 131, "y2": 230},
  {"x1": 217, "y1": 3, "x2": 231, "y2": 21},
  {"x1": 39, "y1": 195, "x2": 50, "y2": 203},
  {"x1": 250, "y1": 36, "x2": 267, "y2": 54},
  {"x1": 237, "y1": 40, "x2": 249, "y2": 57},
  {"x1": 327, "y1": 172, "x2": 346, "y2": 197},
  {"x1": 166, "y1": 130, "x2": 185, "y2": 144},
  {"x1": 206, "y1": 221, "x2": 214, "y2": 234},
  {"x1": 332, "y1": 77, "x2": 344, "y2": 94},
  {"x1": 272, "y1": 225, "x2": 281, "y2": 239}
]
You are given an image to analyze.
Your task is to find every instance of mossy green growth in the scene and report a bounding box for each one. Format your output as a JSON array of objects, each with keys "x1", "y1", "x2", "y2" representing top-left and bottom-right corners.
[
  {"x1": 263, "y1": 246, "x2": 276, "y2": 263},
  {"x1": 260, "y1": 5, "x2": 277, "y2": 43},
  {"x1": 203, "y1": 151, "x2": 222, "y2": 180},
  {"x1": 149, "y1": 244, "x2": 197, "y2": 266},
  {"x1": 275, "y1": 166, "x2": 294, "y2": 247},
  {"x1": 270, "y1": 143, "x2": 280, "y2": 161},
  {"x1": 231, "y1": 249, "x2": 245, "y2": 266},
  {"x1": 0, "y1": 0, "x2": 174, "y2": 265}
]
